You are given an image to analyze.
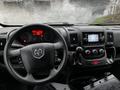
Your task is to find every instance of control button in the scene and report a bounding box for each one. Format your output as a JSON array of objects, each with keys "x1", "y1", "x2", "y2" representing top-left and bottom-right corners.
[
  {"x1": 85, "y1": 50, "x2": 91, "y2": 55},
  {"x1": 76, "y1": 47, "x2": 83, "y2": 53},
  {"x1": 99, "y1": 49, "x2": 105, "y2": 54},
  {"x1": 55, "y1": 58, "x2": 62, "y2": 65},
  {"x1": 91, "y1": 60, "x2": 100, "y2": 65},
  {"x1": 92, "y1": 49, "x2": 98, "y2": 55}
]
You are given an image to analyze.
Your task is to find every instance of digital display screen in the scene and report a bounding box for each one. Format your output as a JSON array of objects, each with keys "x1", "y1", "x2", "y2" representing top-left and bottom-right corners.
[
  {"x1": 32, "y1": 29, "x2": 44, "y2": 37},
  {"x1": 88, "y1": 34, "x2": 99, "y2": 42}
]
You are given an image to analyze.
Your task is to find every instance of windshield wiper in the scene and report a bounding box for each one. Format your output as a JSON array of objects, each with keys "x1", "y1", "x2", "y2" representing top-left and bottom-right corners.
[
  {"x1": 0, "y1": 23, "x2": 22, "y2": 27},
  {"x1": 44, "y1": 22, "x2": 91, "y2": 26},
  {"x1": 0, "y1": 22, "x2": 74, "y2": 27},
  {"x1": 90, "y1": 23, "x2": 120, "y2": 26},
  {"x1": 44, "y1": 22, "x2": 74, "y2": 26},
  {"x1": 0, "y1": 22, "x2": 89, "y2": 27}
]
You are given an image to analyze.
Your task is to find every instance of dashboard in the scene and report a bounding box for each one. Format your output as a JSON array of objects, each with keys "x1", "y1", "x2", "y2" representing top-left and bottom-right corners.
[{"x1": 0, "y1": 24, "x2": 120, "y2": 80}]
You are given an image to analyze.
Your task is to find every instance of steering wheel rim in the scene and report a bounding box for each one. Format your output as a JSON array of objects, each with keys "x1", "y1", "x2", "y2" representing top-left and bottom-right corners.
[{"x1": 4, "y1": 24, "x2": 68, "y2": 85}]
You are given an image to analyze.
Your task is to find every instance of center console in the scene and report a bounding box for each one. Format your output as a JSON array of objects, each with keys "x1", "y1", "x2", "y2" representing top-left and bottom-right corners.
[
  {"x1": 69, "y1": 29, "x2": 115, "y2": 67},
  {"x1": 79, "y1": 32, "x2": 107, "y2": 66},
  {"x1": 82, "y1": 32, "x2": 105, "y2": 59}
]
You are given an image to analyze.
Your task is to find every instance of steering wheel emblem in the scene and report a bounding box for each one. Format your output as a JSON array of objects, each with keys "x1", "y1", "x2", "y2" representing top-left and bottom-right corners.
[{"x1": 33, "y1": 48, "x2": 45, "y2": 59}]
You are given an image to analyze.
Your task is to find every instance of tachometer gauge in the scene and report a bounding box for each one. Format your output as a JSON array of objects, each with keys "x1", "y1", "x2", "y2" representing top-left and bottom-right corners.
[{"x1": 18, "y1": 33, "x2": 30, "y2": 45}]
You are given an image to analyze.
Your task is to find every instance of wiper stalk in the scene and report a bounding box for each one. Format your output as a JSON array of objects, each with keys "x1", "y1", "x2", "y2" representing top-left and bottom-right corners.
[{"x1": 44, "y1": 22, "x2": 74, "y2": 26}]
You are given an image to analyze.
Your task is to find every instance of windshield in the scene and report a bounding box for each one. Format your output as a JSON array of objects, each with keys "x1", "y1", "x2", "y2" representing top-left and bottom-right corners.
[{"x1": 0, "y1": 0, "x2": 119, "y2": 24}]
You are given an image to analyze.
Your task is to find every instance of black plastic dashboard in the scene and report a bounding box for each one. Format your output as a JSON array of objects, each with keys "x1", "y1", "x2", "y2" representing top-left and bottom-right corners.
[{"x1": 0, "y1": 25, "x2": 120, "y2": 70}]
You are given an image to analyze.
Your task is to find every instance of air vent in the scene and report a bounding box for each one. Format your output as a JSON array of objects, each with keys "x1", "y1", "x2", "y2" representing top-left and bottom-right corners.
[
  {"x1": 0, "y1": 38, "x2": 6, "y2": 50},
  {"x1": 70, "y1": 33, "x2": 78, "y2": 45},
  {"x1": 107, "y1": 32, "x2": 113, "y2": 45}
]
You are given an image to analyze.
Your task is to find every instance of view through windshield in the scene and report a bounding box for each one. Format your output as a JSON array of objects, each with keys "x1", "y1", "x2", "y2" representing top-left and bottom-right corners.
[{"x1": 0, "y1": 0, "x2": 120, "y2": 24}]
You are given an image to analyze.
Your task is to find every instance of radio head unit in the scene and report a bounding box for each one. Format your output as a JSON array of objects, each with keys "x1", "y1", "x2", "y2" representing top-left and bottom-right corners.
[
  {"x1": 88, "y1": 34, "x2": 99, "y2": 43},
  {"x1": 82, "y1": 32, "x2": 104, "y2": 45}
]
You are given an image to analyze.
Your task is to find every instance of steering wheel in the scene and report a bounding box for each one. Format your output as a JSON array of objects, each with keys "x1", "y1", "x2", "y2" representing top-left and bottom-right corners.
[{"x1": 4, "y1": 24, "x2": 68, "y2": 84}]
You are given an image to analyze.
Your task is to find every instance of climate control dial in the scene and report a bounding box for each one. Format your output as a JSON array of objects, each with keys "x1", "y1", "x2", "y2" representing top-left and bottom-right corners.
[
  {"x1": 85, "y1": 50, "x2": 91, "y2": 55},
  {"x1": 99, "y1": 49, "x2": 105, "y2": 54},
  {"x1": 92, "y1": 49, "x2": 98, "y2": 55}
]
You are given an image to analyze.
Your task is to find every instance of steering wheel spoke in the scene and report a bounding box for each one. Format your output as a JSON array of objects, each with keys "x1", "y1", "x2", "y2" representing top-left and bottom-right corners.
[
  {"x1": 25, "y1": 73, "x2": 35, "y2": 82},
  {"x1": 49, "y1": 68, "x2": 58, "y2": 76},
  {"x1": 53, "y1": 41, "x2": 64, "y2": 50},
  {"x1": 8, "y1": 49, "x2": 21, "y2": 57}
]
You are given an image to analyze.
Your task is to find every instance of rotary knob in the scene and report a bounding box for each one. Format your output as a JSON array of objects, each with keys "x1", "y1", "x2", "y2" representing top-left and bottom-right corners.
[
  {"x1": 76, "y1": 47, "x2": 83, "y2": 53},
  {"x1": 92, "y1": 49, "x2": 98, "y2": 55},
  {"x1": 99, "y1": 49, "x2": 105, "y2": 54},
  {"x1": 85, "y1": 50, "x2": 91, "y2": 55}
]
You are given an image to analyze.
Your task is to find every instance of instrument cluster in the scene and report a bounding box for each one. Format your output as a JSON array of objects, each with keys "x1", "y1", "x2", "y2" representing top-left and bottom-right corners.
[{"x1": 15, "y1": 29, "x2": 53, "y2": 45}]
